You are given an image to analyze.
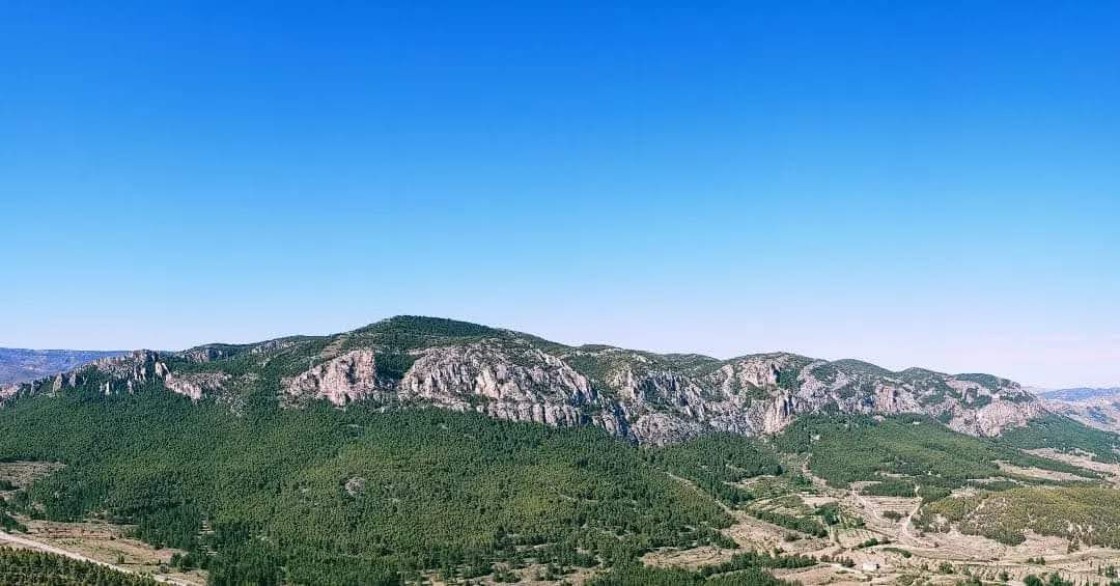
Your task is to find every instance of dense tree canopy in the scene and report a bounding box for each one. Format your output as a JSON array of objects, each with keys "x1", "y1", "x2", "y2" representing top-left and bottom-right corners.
[
  {"x1": 773, "y1": 414, "x2": 1096, "y2": 494},
  {"x1": 0, "y1": 387, "x2": 782, "y2": 585}
]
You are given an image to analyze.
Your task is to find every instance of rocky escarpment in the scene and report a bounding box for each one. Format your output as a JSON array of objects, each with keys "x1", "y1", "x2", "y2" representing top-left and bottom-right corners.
[
  {"x1": 4, "y1": 316, "x2": 1049, "y2": 444},
  {"x1": 283, "y1": 348, "x2": 382, "y2": 406},
  {"x1": 16, "y1": 350, "x2": 231, "y2": 401}
]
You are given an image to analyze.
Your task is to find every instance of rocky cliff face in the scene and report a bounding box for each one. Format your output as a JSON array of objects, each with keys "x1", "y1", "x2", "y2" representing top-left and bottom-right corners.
[{"x1": 4, "y1": 316, "x2": 1048, "y2": 444}]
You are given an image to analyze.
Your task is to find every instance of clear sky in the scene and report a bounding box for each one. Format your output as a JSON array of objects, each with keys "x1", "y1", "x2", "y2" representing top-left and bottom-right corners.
[{"x1": 2, "y1": 1, "x2": 1117, "y2": 388}]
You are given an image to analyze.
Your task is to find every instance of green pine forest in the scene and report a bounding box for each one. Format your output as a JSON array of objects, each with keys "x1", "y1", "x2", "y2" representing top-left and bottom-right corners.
[
  {"x1": 0, "y1": 385, "x2": 794, "y2": 585},
  {"x1": 1, "y1": 376, "x2": 1118, "y2": 584}
]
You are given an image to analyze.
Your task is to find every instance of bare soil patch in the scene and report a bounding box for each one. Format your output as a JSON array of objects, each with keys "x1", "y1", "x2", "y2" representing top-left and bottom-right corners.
[
  {"x1": 1026, "y1": 448, "x2": 1120, "y2": 484},
  {"x1": 0, "y1": 460, "x2": 63, "y2": 489},
  {"x1": 15, "y1": 518, "x2": 207, "y2": 585},
  {"x1": 997, "y1": 461, "x2": 1087, "y2": 482}
]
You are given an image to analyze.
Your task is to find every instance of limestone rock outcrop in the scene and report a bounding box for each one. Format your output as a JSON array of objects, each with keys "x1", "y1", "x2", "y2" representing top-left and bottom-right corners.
[{"x1": 4, "y1": 316, "x2": 1052, "y2": 444}]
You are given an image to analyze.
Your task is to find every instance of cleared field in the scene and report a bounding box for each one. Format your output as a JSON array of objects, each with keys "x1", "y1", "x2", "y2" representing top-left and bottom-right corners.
[
  {"x1": 920, "y1": 486, "x2": 1120, "y2": 548},
  {"x1": 0, "y1": 460, "x2": 63, "y2": 489},
  {"x1": 1027, "y1": 448, "x2": 1120, "y2": 485},
  {"x1": 646, "y1": 461, "x2": 1120, "y2": 586},
  {"x1": 1, "y1": 518, "x2": 205, "y2": 585}
]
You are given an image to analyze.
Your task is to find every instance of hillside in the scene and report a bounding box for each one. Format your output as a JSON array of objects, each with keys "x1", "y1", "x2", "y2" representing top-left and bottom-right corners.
[
  {"x1": 5, "y1": 316, "x2": 1045, "y2": 444},
  {"x1": 0, "y1": 348, "x2": 124, "y2": 386},
  {"x1": 2, "y1": 318, "x2": 1120, "y2": 584},
  {"x1": 0, "y1": 386, "x2": 803, "y2": 584},
  {"x1": 0, "y1": 379, "x2": 1114, "y2": 584},
  {"x1": 0, "y1": 374, "x2": 1116, "y2": 584},
  {"x1": 1040, "y1": 388, "x2": 1120, "y2": 433}
]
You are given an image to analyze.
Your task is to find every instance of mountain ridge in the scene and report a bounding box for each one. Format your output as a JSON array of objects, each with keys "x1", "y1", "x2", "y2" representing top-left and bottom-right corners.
[
  {"x1": 3, "y1": 315, "x2": 1046, "y2": 444},
  {"x1": 1041, "y1": 387, "x2": 1120, "y2": 401}
]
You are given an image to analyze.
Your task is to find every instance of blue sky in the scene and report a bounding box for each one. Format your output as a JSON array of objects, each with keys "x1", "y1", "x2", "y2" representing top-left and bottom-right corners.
[{"x1": 2, "y1": 1, "x2": 1117, "y2": 387}]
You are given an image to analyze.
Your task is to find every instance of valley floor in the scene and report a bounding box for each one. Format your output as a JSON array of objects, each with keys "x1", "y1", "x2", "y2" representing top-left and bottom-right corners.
[{"x1": 642, "y1": 460, "x2": 1120, "y2": 586}]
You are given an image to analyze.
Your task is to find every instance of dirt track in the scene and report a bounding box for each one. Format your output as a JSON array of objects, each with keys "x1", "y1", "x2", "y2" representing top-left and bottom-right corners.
[{"x1": 0, "y1": 530, "x2": 195, "y2": 586}]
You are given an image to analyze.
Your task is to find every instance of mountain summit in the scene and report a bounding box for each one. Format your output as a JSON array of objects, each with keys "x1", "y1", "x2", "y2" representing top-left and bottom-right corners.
[{"x1": 6, "y1": 315, "x2": 1045, "y2": 443}]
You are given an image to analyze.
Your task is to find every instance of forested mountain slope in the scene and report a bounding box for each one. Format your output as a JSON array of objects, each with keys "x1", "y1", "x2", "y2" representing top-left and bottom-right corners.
[
  {"x1": 2, "y1": 318, "x2": 1119, "y2": 584},
  {"x1": 0, "y1": 386, "x2": 794, "y2": 584},
  {"x1": 4, "y1": 316, "x2": 1046, "y2": 444},
  {"x1": 0, "y1": 372, "x2": 1116, "y2": 584}
]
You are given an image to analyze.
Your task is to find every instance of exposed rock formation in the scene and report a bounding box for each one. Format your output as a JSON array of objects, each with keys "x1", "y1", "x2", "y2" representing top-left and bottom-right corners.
[
  {"x1": 283, "y1": 349, "x2": 381, "y2": 406},
  {"x1": 165, "y1": 372, "x2": 230, "y2": 401},
  {"x1": 3, "y1": 316, "x2": 1052, "y2": 444}
]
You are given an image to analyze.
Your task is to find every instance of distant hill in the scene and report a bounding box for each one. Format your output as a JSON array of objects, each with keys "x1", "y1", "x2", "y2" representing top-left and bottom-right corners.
[
  {"x1": 0, "y1": 348, "x2": 124, "y2": 386},
  {"x1": 1040, "y1": 387, "x2": 1120, "y2": 432},
  {"x1": 1040, "y1": 387, "x2": 1120, "y2": 402}
]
